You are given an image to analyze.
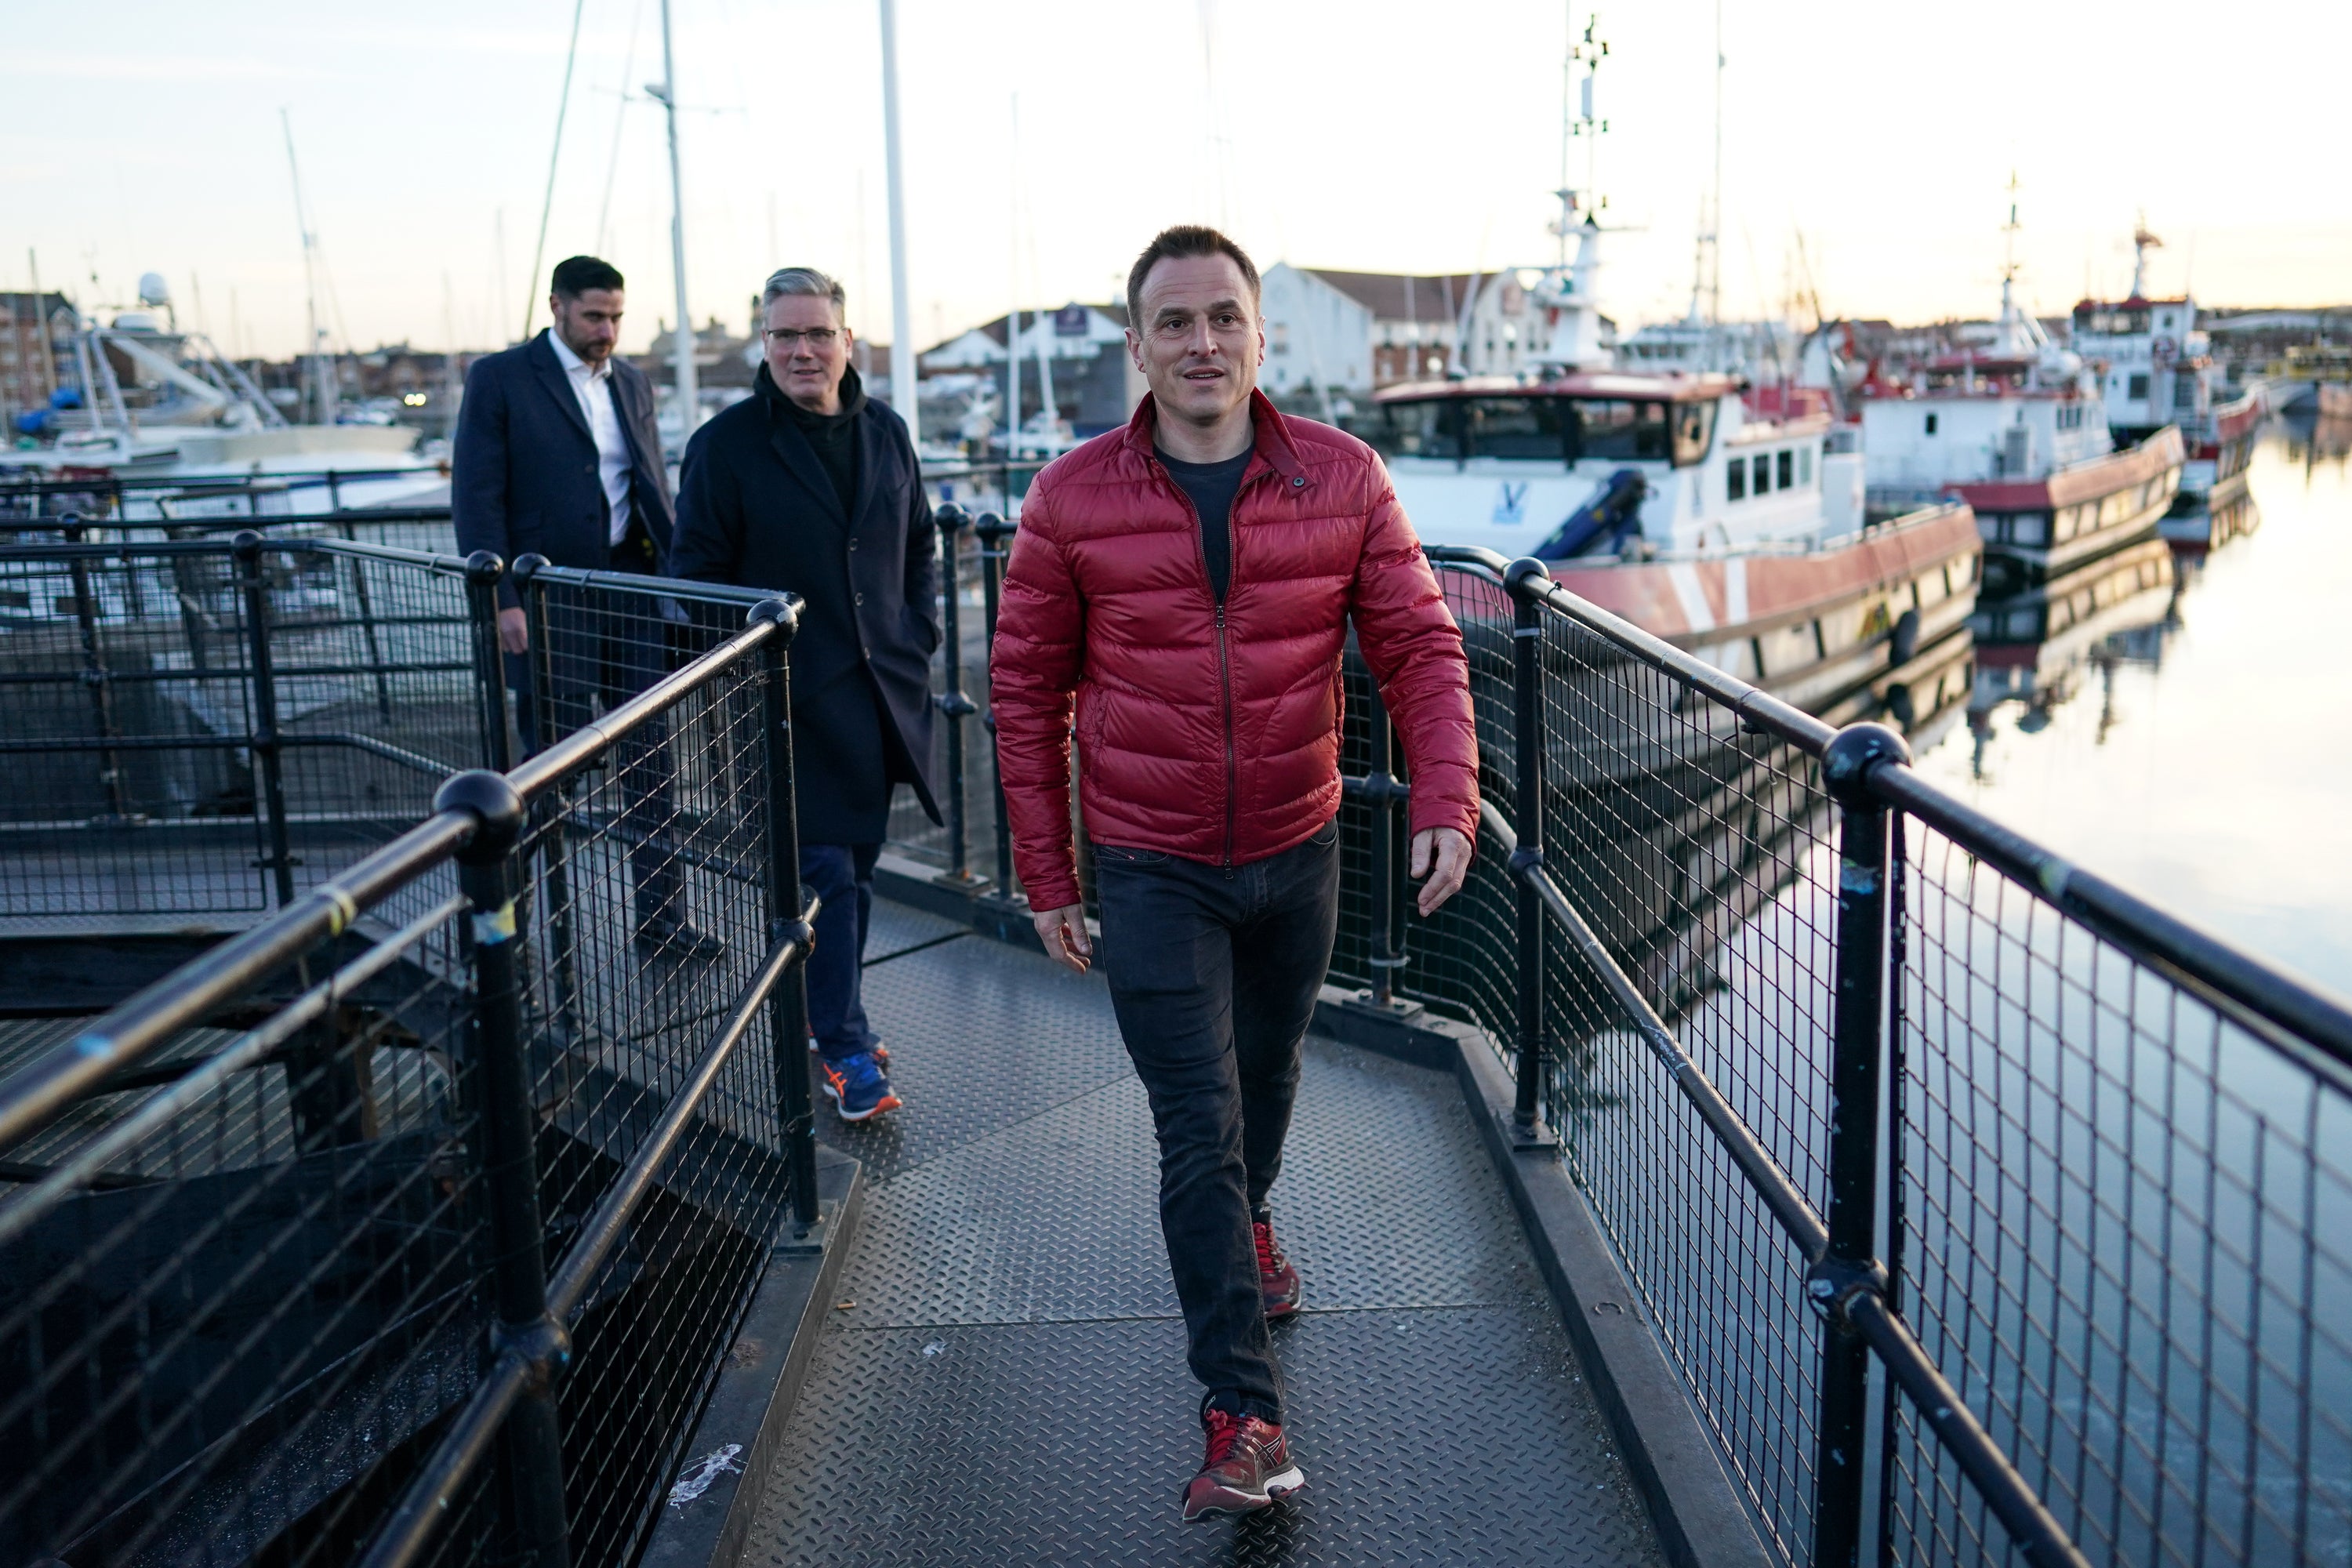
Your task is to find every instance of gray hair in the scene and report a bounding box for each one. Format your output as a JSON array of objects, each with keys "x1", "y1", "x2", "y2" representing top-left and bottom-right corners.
[{"x1": 760, "y1": 267, "x2": 847, "y2": 318}]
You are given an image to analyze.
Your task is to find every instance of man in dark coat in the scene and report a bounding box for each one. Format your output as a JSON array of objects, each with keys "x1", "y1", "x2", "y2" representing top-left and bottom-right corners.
[
  {"x1": 452, "y1": 253, "x2": 716, "y2": 956},
  {"x1": 670, "y1": 267, "x2": 940, "y2": 1122}
]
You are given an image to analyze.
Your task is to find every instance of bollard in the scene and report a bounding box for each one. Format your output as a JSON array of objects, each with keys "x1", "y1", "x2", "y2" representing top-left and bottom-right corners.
[
  {"x1": 234, "y1": 532, "x2": 299, "y2": 907},
  {"x1": 1503, "y1": 558, "x2": 1555, "y2": 1146},
  {"x1": 752, "y1": 600, "x2": 821, "y2": 1228},
  {"x1": 975, "y1": 512, "x2": 1016, "y2": 894},
  {"x1": 931, "y1": 505, "x2": 983, "y2": 887},
  {"x1": 440, "y1": 768, "x2": 572, "y2": 1568},
  {"x1": 1809, "y1": 720, "x2": 1911, "y2": 1568}
]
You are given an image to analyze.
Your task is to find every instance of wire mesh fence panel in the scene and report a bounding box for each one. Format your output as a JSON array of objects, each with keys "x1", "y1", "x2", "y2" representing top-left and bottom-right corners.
[
  {"x1": 1528, "y1": 592, "x2": 1842, "y2": 1568},
  {"x1": 0, "y1": 900, "x2": 488, "y2": 1568},
  {"x1": 1889, "y1": 820, "x2": 2352, "y2": 1568}
]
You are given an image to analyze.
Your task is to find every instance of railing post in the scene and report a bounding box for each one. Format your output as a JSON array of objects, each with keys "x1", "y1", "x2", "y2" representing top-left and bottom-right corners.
[
  {"x1": 931, "y1": 503, "x2": 982, "y2": 888},
  {"x1": 60, "y1": 515, "x2": 130, "y2": 822},
  {"x1": 437, "y1": 768, "x2": 571, "y2": 1568},
  {"x1": 339, "y1": 518, "x2": 397, "y2": 722},
  {"x1": 234, "y1": 532, "x2": 298, "y2": 907},
  {"x1": 1811, "y1": 720, "x2": 1911, "y2": 1568},
  {"x1": 1359, "y1": 664, "x2": 1409, "y2": 1007},
  {"x1": 463, "y1": 550, "x2": 514, "y2": 773},
  {"x1": 975, "y1": 511, "x2": 1015, "y2": 895},
  {"x1": 751, "y1": 599, "x2": 820, "y2": 1229},
  {"x1": 1503, "y1": 557, "x2": 1555, "y2": 1148}
]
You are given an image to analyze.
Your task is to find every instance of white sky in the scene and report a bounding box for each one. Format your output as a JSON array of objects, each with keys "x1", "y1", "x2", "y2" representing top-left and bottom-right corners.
[{"x1": 4, "y1": 0, "x2": 2347, "y2": 360}]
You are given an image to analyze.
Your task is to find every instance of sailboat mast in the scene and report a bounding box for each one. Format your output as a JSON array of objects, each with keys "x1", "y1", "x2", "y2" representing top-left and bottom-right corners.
[
  {"x1": 879, "y1": 0, "x2": 919, "y2": 445},
  {"x1": 1007, "y1": 97, "x2": 1021, "y2": 457},
  {"x1": 1708, "y1": 0, "x2": 1724, "y2": 341},
  {"x1": 658, "y1": 0, "x2": 699, "y2": 434},
  {"x1": 281, "y1": 110, "x2": 332, "y2": 424}
]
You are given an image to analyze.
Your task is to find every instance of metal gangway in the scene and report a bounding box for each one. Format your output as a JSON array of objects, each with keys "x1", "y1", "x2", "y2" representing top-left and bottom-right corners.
[{"x1": 0, "y1": 492, "x2": 2343, "y2": 1568}]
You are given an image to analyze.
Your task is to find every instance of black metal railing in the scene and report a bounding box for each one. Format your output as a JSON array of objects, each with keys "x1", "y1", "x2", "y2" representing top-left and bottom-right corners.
[
  {"x1": 0, "y1": 593, "x2": 822, "y2": 1568},
  {"x1": 1314, "y1": 545, "x2": 2350, "y2": 1568},
  {"x1": 0, "y1": 466, "x2": 452, "y2": 523}
]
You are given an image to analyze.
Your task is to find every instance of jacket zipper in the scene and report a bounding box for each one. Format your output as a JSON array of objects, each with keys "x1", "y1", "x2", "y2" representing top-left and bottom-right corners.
[{"x1": 1163, "y1": 458, "x2": 1258, "y2": 869}]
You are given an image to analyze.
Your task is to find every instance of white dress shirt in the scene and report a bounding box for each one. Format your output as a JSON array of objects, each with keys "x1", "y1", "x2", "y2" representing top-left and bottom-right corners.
[{"x1": 548, "y1": 331, "x2": 636, "y2": 546}]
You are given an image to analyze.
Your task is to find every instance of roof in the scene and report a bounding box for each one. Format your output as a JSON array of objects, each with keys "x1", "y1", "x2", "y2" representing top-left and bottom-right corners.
[
  {"x1": 1373, "y1": 371, "x2": 1737, "y2": 405},
  {"x1": 1301, "y1": 269, "x2": 1507, "y2": 324}
]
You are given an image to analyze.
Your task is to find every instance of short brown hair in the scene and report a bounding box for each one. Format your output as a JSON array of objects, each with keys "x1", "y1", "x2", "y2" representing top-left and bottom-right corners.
[{"x1": 1125, "y1": 225, "x2": 1261, "y2": 328}]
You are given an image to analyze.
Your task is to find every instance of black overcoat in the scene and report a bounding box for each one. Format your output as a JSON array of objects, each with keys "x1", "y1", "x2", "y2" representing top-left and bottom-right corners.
[{"x1": 670, "y1": 367, "x2": 942, "y2": 844}]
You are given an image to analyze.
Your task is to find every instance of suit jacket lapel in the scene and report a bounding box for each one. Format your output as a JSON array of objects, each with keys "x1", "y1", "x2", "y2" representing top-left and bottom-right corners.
[{"x1": 528, "y1": 332, "x2": 594, "y2": 447}]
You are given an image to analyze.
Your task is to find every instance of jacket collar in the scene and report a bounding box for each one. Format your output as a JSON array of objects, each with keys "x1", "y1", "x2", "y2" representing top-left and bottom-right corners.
[{"x1": 1121, "y1": 388, "x2": 1307, "y2": 485}]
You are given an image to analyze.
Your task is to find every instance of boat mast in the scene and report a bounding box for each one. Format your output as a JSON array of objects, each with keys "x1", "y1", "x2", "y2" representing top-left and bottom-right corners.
[
  {"x1": 2130, "y1": 212, "x2": 2162, "y2": 299},
  {"x1": 879, "y1": 0, "x2": 919, "y2": 445},
  {"x1": 1699, "y1": 0, "x2": 1723, "y2": 360},
  {"x1": 655, "y1": 0, "x2": 698, "y2": 434},
  {"x1": 1007, "y1": 97, "x2": 1020, "y2": 456},
  {"x1": 281, "y1": 109, "x2": 334, "y2": 425}
]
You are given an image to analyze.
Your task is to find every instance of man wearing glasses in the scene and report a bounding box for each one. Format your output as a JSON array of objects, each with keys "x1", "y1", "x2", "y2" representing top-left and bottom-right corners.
[{"x1": 670, "y1": 267, "x2": 942, "y2": 1123}]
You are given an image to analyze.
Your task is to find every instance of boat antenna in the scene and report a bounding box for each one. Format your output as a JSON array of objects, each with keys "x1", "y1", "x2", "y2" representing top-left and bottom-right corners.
[
  {"x1": 1707, "y1": 0, "x2": 1723, "y2": 344},
  {"x1": 652, "y1": 0, "x2": 699, "y2": 434},
  {"x1": 523, "y1": 0, "x2": 589, "y2": 341},
  {"x1": 280, "y1": 108, "x2": 334, "y2": 424}
]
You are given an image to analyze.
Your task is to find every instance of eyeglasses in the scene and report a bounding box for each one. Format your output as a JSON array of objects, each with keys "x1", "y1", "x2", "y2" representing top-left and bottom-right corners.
[{"x1": 764, "y1": 327, "x2": 840, "y2": 348}]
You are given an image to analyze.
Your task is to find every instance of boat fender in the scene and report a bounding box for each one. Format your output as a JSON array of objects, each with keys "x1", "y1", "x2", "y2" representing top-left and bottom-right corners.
[{"x1": 1889, "y1": 608, "x2": 1920, "y2": 666}]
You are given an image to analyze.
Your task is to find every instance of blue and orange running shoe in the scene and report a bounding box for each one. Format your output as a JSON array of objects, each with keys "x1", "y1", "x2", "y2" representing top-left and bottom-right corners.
[
  {"x1": 809, "y1": 1036, "x2": 889, "y2": 1069},
  {"x1": 820, "y1": 1050, "x2": 902, "y2": 1123}
]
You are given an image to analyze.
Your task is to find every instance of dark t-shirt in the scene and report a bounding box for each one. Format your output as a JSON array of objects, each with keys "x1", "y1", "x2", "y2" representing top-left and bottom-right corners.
[{"x1": 1156, "y1": 446, "x2": 1251, "y2": 604}]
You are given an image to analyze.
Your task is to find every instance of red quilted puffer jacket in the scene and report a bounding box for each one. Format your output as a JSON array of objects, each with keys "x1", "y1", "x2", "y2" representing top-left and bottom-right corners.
[{"x1": 990, "y1": 390, "x2": 1479, "y2": 913}]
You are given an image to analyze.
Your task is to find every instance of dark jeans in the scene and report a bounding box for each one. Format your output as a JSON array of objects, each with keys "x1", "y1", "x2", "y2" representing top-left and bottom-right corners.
[
  {"x1": 803, "y1": 842, "x2": 882, "y2": 1062},
  {"x1": 1094, "y1": 820, "x2": 1341, "y2": 1425}
]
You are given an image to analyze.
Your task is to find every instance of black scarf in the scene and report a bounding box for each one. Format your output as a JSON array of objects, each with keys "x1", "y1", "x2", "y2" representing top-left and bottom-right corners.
[{"x1": 759, "y1": 361, "x2": 866, "y2": 517}]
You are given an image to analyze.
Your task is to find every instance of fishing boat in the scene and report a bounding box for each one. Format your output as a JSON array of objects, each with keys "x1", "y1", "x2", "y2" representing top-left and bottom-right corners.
[
  {"x1": 1357, "y1": 20, "x2": 1977, "y2": 724},
  {"x1": 2068, "y1": 223, "x2": 2264, "y2": 512},
  {"x1": 1966, "y1": 535, "x2": 2177, "y2": 767}
]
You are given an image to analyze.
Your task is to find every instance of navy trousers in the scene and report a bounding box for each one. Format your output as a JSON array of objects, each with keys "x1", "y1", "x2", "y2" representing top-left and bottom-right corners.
[{"x1": 802, "y1": 842, "x2": 883, "y2": 1062}]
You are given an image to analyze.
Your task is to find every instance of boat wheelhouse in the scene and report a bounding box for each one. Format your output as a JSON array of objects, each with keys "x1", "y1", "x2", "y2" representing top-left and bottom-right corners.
[
  {"x1": 2068, "y1": 223, "x2": 2264, "y2": 510},
  {"x1": 1951, "y1": 427, "x2": 2183, "y2": 593},
  {"x1": 1356, "y1": 372, "x2": 1980, "y2": 722}
]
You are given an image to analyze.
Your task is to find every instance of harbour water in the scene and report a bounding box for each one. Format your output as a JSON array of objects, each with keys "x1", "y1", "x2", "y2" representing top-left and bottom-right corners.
[{"x1": 1911, "y1": 423, "x2": 2352, "y2": 1000}]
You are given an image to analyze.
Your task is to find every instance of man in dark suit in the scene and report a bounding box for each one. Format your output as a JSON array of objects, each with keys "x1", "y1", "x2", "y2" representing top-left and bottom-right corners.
[
  {"x1": 453, "y1": 253, "x2": 716, "y2": 956},
  {"x1": 670, "y1": 267, "x2": 941, "y2": 1122}
]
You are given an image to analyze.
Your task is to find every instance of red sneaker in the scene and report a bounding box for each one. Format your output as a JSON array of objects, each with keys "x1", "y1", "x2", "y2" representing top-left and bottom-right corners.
[
  {"x1": 1255, "y1": 1219, "x2": 1301, "y2": 1321},
  {"x1": 1182, "y1": 1408, "x2": 1305, "y2": 1521}
]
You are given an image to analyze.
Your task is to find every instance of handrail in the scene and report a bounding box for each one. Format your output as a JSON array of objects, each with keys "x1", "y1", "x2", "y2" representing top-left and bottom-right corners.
[
  {"x1": 0, "y1": 507, "x2": 454, "y2": 532},
  {"x1": 355, "y1": 909, "x2": 817, "y2": 1568},
  {"x1": 0, "y1": 466, "x2": 450, "y2": 496}
]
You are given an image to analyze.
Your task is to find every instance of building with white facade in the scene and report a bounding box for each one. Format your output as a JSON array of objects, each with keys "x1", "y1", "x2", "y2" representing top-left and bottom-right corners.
[{"x1": 1258, "y1": 266, "x2": 1546, "y2": 395}]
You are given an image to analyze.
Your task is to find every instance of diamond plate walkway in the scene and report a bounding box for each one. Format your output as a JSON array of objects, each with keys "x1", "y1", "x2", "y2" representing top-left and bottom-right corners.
[{"x1": 743, "y1": 897, "x2": 1665, "y2": 1568}]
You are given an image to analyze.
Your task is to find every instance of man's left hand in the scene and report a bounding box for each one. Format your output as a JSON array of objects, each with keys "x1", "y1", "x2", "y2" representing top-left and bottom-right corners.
[{"x1": 1410, "y1": 826, "x2": 1473, "y2": 916}]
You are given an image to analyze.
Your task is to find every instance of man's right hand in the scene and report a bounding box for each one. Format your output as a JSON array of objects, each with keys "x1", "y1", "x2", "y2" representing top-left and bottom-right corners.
[
  {"x1": 497, "y1": 606, "x2": 528, "y2": 655},
  {"x1": 1031, "y1": 904, "x2": 1091, "y2": 974}
]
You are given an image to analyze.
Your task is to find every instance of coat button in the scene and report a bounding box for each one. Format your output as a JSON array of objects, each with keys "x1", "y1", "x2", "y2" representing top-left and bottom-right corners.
[
  {"x1": 863, "y1": 645, "x2": 872, "y2": 659},
  {"x1": 1290, "y1": 475, "x2": 1305, "y2": 488},
  {"x1": 855, "y1": 592, "x2": 865, "y2": 605},
  {"x1": 848, "y1": 538, "x2": 859, "y2": 550}
]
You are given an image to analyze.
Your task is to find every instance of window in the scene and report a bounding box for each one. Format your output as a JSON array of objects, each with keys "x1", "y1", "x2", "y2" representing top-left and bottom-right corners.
[
  {"x1": 2128, "y1": 373, "x2": 2150, "y2": 401},
  {"x1": 1567, "y1": 399, "x2": 1671, "y2": 460},
  {"x1": 2174, "y1": 375, "x2": 2197, "y2": 409},
  {"x1": 1270, "y1": 323, "x2": 1290, "y2": 357},
  {"x1": 1360, "y1": 398, "x2": 1461, "y2": 459},
  {"x1": 1671, "y1": 401, "x2": 1718, "y2": 466},
  {"x1": 1925, "y1": 412, "x2": 1939, "y2": 435},
  {"x1": 1776, "y1": 449, "x2": 1794, "y2": 490},
  {"x1": 1752, "y1": 453, "x2": 1772, "y2": 494},
  {"x1": 1462, "y1": 397, "x2": 1567, "y2": 459},
  {"x1": 1799, "y1": 446, "x2": 1813, "y2": 485},
  {"x1": 1727, "y1": 458, "x2": 1747, "y2": 501}
]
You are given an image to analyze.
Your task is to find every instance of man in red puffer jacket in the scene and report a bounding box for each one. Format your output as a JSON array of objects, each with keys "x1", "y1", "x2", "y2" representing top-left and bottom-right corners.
[{"x1": 990, "y1": 225, "x2": 1479, "y2": 1523}]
